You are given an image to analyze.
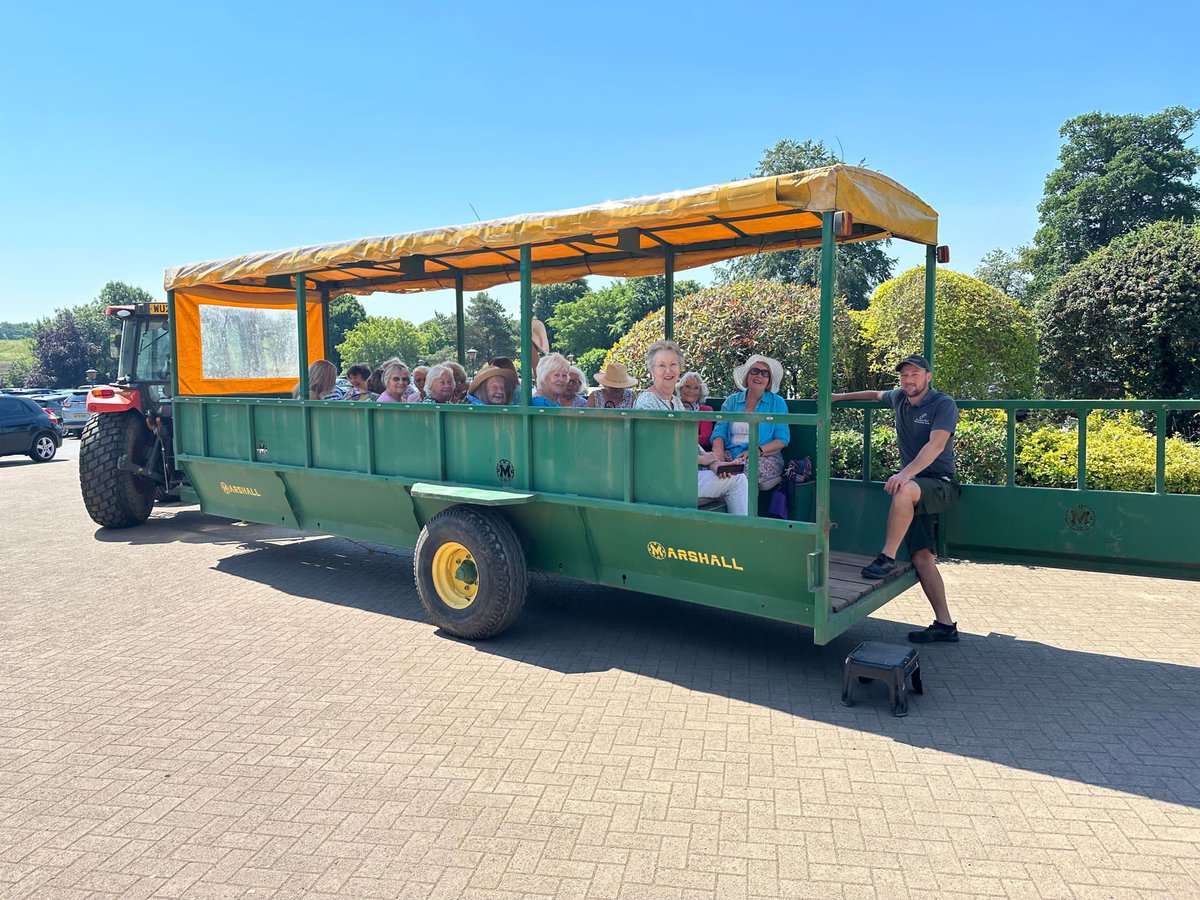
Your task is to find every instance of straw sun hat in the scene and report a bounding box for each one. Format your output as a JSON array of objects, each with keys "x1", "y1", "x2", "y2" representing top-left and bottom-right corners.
[
  {"x1": 468, "y1": 364, "x2": 518, "y2": 398},
  {"x1": 594, "y1": 362, "x2": 638, "y2": 389},
  {"x1": 733, "y1": 354, "x2": 784, "y2": 393}
]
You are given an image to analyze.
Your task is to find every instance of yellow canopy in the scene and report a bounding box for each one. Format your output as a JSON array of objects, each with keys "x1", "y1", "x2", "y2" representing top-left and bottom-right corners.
[{"x1": 164, "y1": 165, "x2": 937, "y2": 297}]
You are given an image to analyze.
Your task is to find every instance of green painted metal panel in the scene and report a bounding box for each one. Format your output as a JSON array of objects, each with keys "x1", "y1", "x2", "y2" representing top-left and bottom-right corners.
[
  {"x1": 528, "y1": 413, "x2": 628, "y2": 502},
  {"x1": 631, "y1": 416, "x2": 696, "y2": 507},
  {"x1": 205, "y1": 404, "x2": 252, "y2": 461},
  {"x1": 444, "y1": 407, "x2": 523, "y2": 486},
  {"x1": 176, "y1": 401, "x2": 203, "y2": 457},
  {"x1": 372, "y1": 406, "x2": 444, "y2": 480},
  {"x1": 310, "y1": 404, "x2": 370, "y2": 471},
  {"x1": 179, "y1": 458, "x2": 299, "y2": 528},
  {"x1": 280, "y1": 469, "x2": 420, "y2": 545},
  {"x1": 252, "y1": 403, "x2": 308, "y2": 467},
  {"x1": 945, "y1": 484, "x2": 1200, "y2": 578},
  {"x1": 828, "y1": 479, "x2": 905, "y2": 559},
  {"x1": 411, "y1": 483, "x2": 535, "y2": 505}
]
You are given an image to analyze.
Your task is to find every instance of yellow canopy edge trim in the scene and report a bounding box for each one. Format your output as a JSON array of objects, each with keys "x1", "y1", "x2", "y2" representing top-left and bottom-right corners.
[{"x1": 164, "y1": 165, "x2": 936, "y2": 295}]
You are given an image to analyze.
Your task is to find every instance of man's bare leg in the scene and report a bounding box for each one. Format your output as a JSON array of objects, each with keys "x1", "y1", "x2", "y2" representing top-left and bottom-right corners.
[
  {"x1": 911, "y1": 548, "x2": 953, "y2": 625},
  {"x1": 881, "y1": 481, "x2": 921, "y2": 559}
]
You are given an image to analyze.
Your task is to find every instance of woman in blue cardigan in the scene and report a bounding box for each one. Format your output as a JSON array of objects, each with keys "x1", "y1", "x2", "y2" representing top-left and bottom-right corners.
[{"x1": 710, "y1": 353, "x2": 790, "y2": 487}]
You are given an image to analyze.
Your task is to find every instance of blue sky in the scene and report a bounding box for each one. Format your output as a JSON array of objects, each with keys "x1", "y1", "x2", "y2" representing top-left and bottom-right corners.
[{"x1": 1, "y1": 0, "x2": 1197, "y2": 325}]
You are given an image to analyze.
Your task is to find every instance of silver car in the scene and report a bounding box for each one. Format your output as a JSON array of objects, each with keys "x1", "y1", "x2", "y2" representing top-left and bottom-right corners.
[{"x1": 59, "y1": 387, "x2": 96, "y2": 437}]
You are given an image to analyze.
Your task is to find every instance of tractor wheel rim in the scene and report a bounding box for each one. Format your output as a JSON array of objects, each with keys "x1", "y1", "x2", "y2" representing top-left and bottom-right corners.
[
  {"x1": 431, "y1": 541, "x2": 479, "y2": 609},
  {"x1": 36, "y1": 438, "x2": 54, "y2": 458}
]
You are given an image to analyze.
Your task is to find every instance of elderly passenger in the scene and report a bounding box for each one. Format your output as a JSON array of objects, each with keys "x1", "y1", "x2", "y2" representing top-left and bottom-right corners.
[
  {"x1": 563, "y1": 366, "x2": 588, "y2": 407},
  {"x1": 446, "y1": 361, "x2": 469, "y2": 403},
  {"x1": 367, "y1": 367, "x2": 385, "y2": 396},
  {"x1": 378, "y1": 362, "x2": 417, "y2": 403},
  {"x1": 710, "y1": 353, "x2": 790, "y2": 487},
  {"x1": 467, "y1": 364, "x2": 518, "y2": 405},
  {"x1": 343, "y1": 363, "x2": 375, "y2": 401},
  {"x1": 422, "y1": 363, "x2": 457, "y2": 404},
  {"x1": 633, "y1": 340, "x2": 747, "y2": 514},
  {"x1": 679, "y1": 370, "x2": 715, "y2": 450},
  {"x1": 379, "y1": 358, "x2": 422, "y2": 402},
  {"x1": 411, "y1": 366, "x2": 429, "y2": 397},
  {"x1": 531, "y1": 352, "x2": 571, "y2": 407},
  {"x1": 293, "y1": 360, "x2": 343, "y2": 400},
  {"x1": 586, "y1": 362, "x2": 638, "y2": 408}
]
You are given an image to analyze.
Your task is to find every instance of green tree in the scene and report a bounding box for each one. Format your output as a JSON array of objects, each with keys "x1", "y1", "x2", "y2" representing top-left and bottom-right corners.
[
  {"x1": 327, "y1": 294, "x2": 366, "y2": 368},
  {"x1": 98, "y1": 281, "x2": 156, "y2": 307},
  {"x1": 26, "y1": 309, "x2": 103, "y2": 388},
  {"x1": 1029, "y1": 106, "x2": 1200, "y2": 294},
  {"x1": 531, "y1": 279, "x2": 590, "y2": 345},
  {"x1": 855, "y1": 268, "x2": 1038, "y2": 399},
  {"x1": 607, "y1": 280, "x2": 862, "y2": 398},
  {"x1": 336, "y1": 316, "x2": 422, "y2": 369},
  {"x1": 0, "y1": 322, "x2": 33, "y2": 340},
  {"x1": 1038, "y1": 220, "x2": 1200, "y2": 400},
  {"x1": 417, "y1": 312, "x2": 455, "y2": 362},
  {"x1": 974, "y1": 248, "x2": 1032, "y2": 306},
  {"x1": 464, "y1": 291, "x2": 517, "y2": 361},
  {"x1": 717, "y1": 139, "x2": 896, "y2": 309}
]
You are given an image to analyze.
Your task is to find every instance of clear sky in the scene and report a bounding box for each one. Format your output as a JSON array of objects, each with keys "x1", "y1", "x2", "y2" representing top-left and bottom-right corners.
[{"x1": 1, "y1": 0, "x2": 1197, "y2": 325}]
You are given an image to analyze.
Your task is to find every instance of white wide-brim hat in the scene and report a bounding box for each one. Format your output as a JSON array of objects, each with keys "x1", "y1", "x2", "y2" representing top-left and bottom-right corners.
[{"x1": 733, "y1": 354, "x2": 784, "y2": 393}]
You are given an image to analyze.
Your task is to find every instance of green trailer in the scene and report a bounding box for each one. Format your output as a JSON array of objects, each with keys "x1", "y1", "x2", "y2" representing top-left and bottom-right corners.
[{"x1": 87, "y1": 165, "x2": 1198, "y2": 644}]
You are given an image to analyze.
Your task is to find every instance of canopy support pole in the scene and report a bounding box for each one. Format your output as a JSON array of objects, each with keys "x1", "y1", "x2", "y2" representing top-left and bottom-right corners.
[
  {"x1": 663, "y1": 246, "x2": 675, "y2": 341},
  {"x1": 924, "y1": 245, "x2": 936, "y2": 368},
  {"x1": 296, "y1": 275, "x2": 309, "y2": 399},
  {"x1": 166, "y1": 289, "x2": 178, "y2": 399},
  {"x1": 812, "y1": 211, "x2": 835, "y2": 644},
  {"x1": 455, "y1": 273, "x2": 466, "y2": 366},
  {"x1": 519, "y1": 245, "x2": 533, "y2": 405}
]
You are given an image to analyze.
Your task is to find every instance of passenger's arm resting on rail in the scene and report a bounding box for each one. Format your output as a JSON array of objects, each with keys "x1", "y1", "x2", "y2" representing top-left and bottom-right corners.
[{"x1": 885, "y1": 429, "x2": 952, "y2": 495}]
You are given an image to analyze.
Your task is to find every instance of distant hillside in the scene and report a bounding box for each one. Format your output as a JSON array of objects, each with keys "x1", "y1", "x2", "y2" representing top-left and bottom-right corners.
[{"x1": 0, "y1": 338, "x2": 32, "y2": 363}]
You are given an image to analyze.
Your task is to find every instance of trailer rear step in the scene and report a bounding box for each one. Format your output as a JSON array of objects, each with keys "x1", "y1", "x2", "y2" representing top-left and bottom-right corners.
[{"x1": 828, "y1": 552, "x2": 914, "y2": 612}]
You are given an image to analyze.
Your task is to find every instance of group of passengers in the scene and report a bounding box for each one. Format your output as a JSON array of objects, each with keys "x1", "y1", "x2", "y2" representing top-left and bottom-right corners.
[{"x1": 295, "y1": 335, "x2": 789, "y2": 517}]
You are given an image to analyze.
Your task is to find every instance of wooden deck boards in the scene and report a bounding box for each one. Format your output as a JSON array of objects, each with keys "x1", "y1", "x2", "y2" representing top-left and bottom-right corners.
[{"x1": 828, "y1": 551, "x2": 913, "y2": 612}]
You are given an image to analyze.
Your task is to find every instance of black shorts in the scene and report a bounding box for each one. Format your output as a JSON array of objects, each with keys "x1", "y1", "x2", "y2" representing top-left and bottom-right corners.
[{"x1": 907, "y1": 477, "x2": 961, "y2": 556}]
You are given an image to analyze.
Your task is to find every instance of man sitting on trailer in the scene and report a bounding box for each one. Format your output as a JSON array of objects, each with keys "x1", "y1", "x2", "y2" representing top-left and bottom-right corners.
[{"x1": 831, "y1": 355, "x2": 962, "y2": 643}]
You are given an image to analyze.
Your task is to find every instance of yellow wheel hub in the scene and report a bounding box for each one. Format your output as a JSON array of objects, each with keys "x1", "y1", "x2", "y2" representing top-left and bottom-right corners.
[{"x1": 431, "y1": 541, "x2": 479, "y2": 609}]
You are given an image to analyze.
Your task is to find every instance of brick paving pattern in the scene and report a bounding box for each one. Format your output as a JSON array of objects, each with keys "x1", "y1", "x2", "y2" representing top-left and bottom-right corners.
[{"x1": 2, "y1": 441, "x2": 1199, "y2": 898}]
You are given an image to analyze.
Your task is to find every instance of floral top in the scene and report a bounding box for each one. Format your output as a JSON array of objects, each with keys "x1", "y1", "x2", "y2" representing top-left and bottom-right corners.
[{"x1": 633, "y1": 390, "x2": 684, "y2": 411}]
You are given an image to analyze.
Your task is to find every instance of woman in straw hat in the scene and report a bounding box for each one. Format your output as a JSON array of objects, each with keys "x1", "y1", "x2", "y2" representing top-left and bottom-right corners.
[
  {"x1": 466, "y1": 363, "x2": 518, "y2": 405},
  {"x1": 587, "y1": 362, "x2": 638, "y2": 408},
  {"x1": 710, "y1": 353, "x2": 791, "y2": 487}
]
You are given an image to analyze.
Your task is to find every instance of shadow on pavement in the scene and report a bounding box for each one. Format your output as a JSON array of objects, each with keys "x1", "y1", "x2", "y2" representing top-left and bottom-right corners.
[{"x1": 144, "y1": 511, "x2": 1198, "y2": 810}]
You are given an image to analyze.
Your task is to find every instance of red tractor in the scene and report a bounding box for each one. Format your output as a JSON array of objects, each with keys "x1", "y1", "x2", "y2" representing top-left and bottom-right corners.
[{"x1": 79, "y1": 302, "x2": 185, "y2": 527}]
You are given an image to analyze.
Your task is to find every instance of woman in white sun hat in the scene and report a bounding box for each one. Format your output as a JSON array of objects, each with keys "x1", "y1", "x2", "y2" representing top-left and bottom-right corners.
[{"x1": 710, "y1": 353, "x2": 790, "y2": 487}]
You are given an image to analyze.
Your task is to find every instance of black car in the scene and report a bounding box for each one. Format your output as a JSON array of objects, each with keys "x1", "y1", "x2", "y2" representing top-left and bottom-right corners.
[{"x1": 0, "y1": 395, "x2": 62, "y2": 462}]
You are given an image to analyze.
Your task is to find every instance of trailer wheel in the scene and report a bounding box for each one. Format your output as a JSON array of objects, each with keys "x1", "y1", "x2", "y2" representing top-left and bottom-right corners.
[
  {"x1": 79, "y1": 413, "x2": 155, "y2": 528},
  {"x1": 414, "y1": 505, "x2": 528, "y2": 639}
]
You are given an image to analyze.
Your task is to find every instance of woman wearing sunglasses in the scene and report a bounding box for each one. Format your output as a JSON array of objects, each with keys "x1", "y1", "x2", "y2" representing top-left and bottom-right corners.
[{"x1": 710, "y1": 354, "x2": 790, "y2": 487}]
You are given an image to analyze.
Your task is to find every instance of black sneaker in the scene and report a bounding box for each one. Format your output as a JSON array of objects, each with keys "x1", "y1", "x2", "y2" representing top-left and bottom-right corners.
[
  {"x1": 908, "y1": 621, "x2": 959, "y2": 643},
  {"x1": 860, "y1": 554, "x2": 896, "y2": 579}
]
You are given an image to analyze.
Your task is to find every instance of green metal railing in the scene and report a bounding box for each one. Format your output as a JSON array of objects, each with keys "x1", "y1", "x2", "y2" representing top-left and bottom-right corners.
[{"x1": 837, "y1": 398, "x2": 1200, "y2": 494}]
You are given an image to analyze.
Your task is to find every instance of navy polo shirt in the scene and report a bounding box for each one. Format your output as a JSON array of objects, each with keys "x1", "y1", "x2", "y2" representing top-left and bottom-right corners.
[{"x1": 883, "y1": 387, "x2": 958, "y2": 479}]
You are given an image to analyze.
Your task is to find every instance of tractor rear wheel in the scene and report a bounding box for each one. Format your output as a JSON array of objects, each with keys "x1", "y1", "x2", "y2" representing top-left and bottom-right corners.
[{"x1": 79, "y1": 413, "x2": 156, "y2": 528}]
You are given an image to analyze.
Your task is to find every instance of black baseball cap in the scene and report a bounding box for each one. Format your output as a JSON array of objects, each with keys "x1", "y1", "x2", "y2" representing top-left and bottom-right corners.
[{"x1": 895, "y1": 354, "x2": 931, "y2": 372}]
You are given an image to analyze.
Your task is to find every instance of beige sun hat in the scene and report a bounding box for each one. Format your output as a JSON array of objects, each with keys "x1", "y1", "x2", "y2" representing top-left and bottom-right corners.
[
  {"x1": 531, "y1": 319, "x2": 550, "y2": 356},
  {"x1": 733, "y1": 354, "x2": 784, "y2": 393},
  {"x1": 594, "y1": 361, "x2": 638, "y2": 389},
  {"x1": 468, "y1": 364, "x2": 518, "y2": 400}
]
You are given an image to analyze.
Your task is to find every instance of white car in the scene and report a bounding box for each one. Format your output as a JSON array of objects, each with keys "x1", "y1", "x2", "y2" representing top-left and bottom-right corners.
[{"x1": 59, "y1": 387, "x2": 97, "y2": 437}]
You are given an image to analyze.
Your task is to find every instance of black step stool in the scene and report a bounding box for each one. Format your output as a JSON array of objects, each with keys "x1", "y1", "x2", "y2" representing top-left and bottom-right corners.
[{"x1": 841, "y1": 641, "x2": 923, "y2": 717}]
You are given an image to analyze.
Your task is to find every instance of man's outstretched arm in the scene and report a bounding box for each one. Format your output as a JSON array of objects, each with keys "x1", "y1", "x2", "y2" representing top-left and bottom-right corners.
[{"x1": 830, "y1": 390, "x2": 885, "y2": 402}]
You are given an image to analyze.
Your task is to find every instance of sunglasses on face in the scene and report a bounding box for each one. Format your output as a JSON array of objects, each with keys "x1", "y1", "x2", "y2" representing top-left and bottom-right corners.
[{"x1": 747, "y1": 367, "x2": 771, "y2": 378}]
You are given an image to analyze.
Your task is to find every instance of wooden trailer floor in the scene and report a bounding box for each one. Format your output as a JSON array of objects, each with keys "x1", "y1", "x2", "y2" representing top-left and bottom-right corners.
[{"x1": 828, "y1": 552, "x2": 914, "y2": 612}]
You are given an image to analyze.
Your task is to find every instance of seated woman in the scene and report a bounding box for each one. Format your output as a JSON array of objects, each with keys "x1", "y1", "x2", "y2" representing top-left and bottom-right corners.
[
  {"x1": 531, "y1": 352, "x2": 571, "y2": 407},
  {"x1": 366, "y1": 367, "x2": 385, "y2": 396},
  {"x1": 422, "y1": 363, "x2": 457, "y2": 403},
  {"x1": 293, "y1": 360, "x2": 343, "y2": 400},
  {"x1": 467, "y1": 364, "x2": 518, "y2": 405},
  {"x1": 634, "y1": 340, "x2": 748, "y2": 515},
  {"x1": 411, "y1": 366, "x2": 429, "y2": 397},
  {"x1": 710, "y1": 353, "x2": 790, "y2": 487},
  {"x1": 679, "y1": 370, "x2": 715, "y2": 450},
  {"x1": 342, "y1": 363, "x2": 376, "y2": 401},
  {"x1": 563, "y1": 366, "x2": 588, "y2": 407},
  {"x1": 587, "y1": 362, "x2": 638, "y2": 408},
  {"x1": 378, "y1": 362, "x2": 417, "y2": 403},
  {"x1": 446, "y1": 361, "x2": 469, "y2": 403},
  {"x1": 379, "y1": 357, "x2": 422, "y2": 402}
]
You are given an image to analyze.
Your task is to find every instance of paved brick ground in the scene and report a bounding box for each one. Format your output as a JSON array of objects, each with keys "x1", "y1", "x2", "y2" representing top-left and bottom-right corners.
[{"x1": 2, "y1": 440, "x2": 1199, "y2": 899}]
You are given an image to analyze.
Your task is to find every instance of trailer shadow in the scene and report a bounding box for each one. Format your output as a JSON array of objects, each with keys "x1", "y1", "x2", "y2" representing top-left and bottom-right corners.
[{"x1": 197, "y1": 529, "x2": 1199, "y2": 810}]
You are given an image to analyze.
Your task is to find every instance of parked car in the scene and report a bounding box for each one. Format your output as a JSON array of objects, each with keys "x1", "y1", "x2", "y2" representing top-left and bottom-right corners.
[
  {"x1": 60, "y1": 388, "x2": 97, "y2": 437},
  {"x1": 0, "y1": 395, "x2": 61, "y2": 461}
]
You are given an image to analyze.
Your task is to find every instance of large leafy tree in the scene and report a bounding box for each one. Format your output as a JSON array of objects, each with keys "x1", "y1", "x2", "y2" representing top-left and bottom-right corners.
[
  {"x1": 855, "y1": 268, "x2": 1038, "y2": 399},
  {"x1": 26, "y1": 309, "x2": 103, "y2": 388},
  {"x1": 1029, "y1": 106, "x2": 1200, "y2": 295},
  {"x1": 327, "y1": 294, "x2": 366, "y2": 368},
  {"x1": 0, "y1": 323, "x2": 33, "y2": 340},
  {"x1": 417, "y1": 312, "x2": 454, "y2": 362},
  {"x1": 607, "y1": 280, "x2": 862, "y2": 399},
  {"x1": 1038, "y1": 220, "x2": 1200, "y2": 400},
  {"x1": 717, "y1": 139, "x2": 895, "y2": 309},
  {"x1": 974, "y1": 248, "x2": 1033, "y2": 306},
  {"x1": 335, "y1": 316, "x2": 422, "y2": 369},
  {"x1": 530, "y1": 279, "x2": 590, "y2": 346},
  {"x1": 464, "y1": 291, "x2": 517, "y2": 361}
]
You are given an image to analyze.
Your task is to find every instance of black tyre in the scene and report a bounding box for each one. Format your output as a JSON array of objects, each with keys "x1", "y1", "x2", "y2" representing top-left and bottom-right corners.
[
  {"x1": 28, "y1": 432, "x2": 57, "y2": 462},
  {"x1": 79, "y1": 413, "x2": 155, "y2": 528},
  {"x1": 414, "y1": 505, "x2": 528, "y2": 639}
]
